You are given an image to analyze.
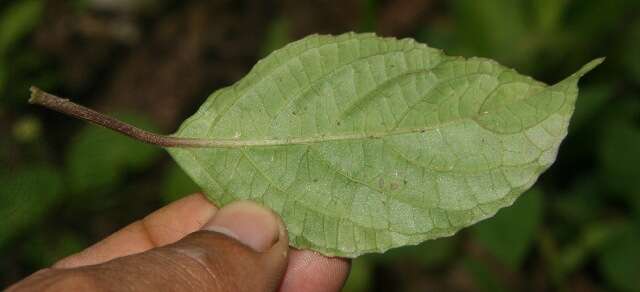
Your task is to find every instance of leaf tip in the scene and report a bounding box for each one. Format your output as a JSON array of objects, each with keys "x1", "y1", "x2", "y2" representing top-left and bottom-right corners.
[{"x1": 574, "y1": 57, "x2": 605, "y2": 78}]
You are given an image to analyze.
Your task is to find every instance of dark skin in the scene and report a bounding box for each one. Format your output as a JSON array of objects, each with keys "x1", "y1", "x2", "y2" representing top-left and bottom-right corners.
[{"x1": 7, "y1": 194, "x2": 351, "y2": 291}]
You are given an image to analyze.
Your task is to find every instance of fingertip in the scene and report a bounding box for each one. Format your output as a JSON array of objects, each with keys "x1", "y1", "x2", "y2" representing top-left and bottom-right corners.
[
  {"x1": 280, "y1": 249, "x2": 351, "y2": 292},
  {"x1": 202, "y1": 200, "x2": 282, "y2": 252},
  {"x1": 194, "y1": 200, "x2": 290, "y2": 290}
]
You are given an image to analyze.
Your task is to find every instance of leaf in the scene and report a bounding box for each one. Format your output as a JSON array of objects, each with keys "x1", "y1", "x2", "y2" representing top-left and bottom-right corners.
[
  {"x1": 471, "y1": 188, "x2": 542, "y2": 268},
  {"x1": 622, "y1": 19, "x2": 640, "y2": 84},
  {"x1": 67, "y1": 112, "x2": 162, "y2": 194},
  {"x1": 450, "y1": 0, "x2": 531, "y2": 68},
  {"x1": 0, "y1": 60, "x2": 7, "y2": 95},
  {"x1": 463, "y1": 257, "x2": 508, "y2": 292},
  {"x1": 557, "y1": 221, "x2": 626, "y2": 281},
  {"x1": 342, "y1": 258, "x2": 373, "y2": 292},
  {"x1": 0, "y1": 165, "x2": 63, "y2": 248},
  {"x1": 533, "y1": 0, "x2": 569, "y2": 33},
  {"x1": 373, "y1": 236, "x2": 458, "y2": 269},
  {"x1": 161, "y1": 162, "x2": 200, "y2": 204},
  {"x1": 598, "y1": 119, "x2": 640, "y2": 198},
  {"x1": 598, "y1": 225, "x2": 640, "y2": 292},
  {"x1": 168, "y1": 33, "x2": 601, "y2": 257},
  {"x1": 0, "y1": 0, "x2": 44, "y2": 55},
  {"x1": 569, "y1": 84, "x2": 612, "y2": 132},
  {"x1": 260, "y1": 18, "x2": 292, "y2": 57},
  {"x1": 22, "y1": 231, "x2": 87, "y2": 267},
  {"x1": 552, "y1": 177, "x2": 603, "y2": 225}
]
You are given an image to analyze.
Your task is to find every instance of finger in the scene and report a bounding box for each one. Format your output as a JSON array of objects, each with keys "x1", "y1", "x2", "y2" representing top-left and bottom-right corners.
[
  {"x1": 10, "y1": 201, "x2": 289, "y2": 292},
  {"x1": 279, "y1": 249, "x2": 351, "y2": 292},
  {"x1": 55, "y1": 193, "x2": 217, "y2": 268}
]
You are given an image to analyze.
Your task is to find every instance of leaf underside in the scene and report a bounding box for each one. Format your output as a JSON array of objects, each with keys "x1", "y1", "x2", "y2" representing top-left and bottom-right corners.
[{"x1": 168, "y1": 32, "x2": 602, "y2": 258}]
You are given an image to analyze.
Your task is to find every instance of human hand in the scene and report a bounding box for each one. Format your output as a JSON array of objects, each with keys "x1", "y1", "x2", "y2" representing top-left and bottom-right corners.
[{"x1": 7, "y1": 194, "x2": 350, "y2": 291}]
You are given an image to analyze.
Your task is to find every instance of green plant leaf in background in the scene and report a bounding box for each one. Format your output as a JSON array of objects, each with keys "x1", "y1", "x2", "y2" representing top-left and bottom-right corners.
[
  {"x1": 472, "y1": 188, "x2": 543, "y2": 268},
  {"x1": 552, "y1": 177, "x2": 603, "y2": 226},
  {"x1": 0, "y1": 59, "x2": 6, "y2": 97},
  {"x1": 342, "y1": 258, "x2": 373, "y2": 292},
  {"x1": 451, "y1": 0, "x2": 534, "y2": 70},
  {"x1": 0, "y1": 0, "x2": 44, "y2": 101},
  {"x1": 67, "y1": 112, "x2": 162, "y2": 195},
  {"x1": 161, "y1": 163, "x2": 200, "y2": 204},
  {"x1": 168, "y1": 33, "x2": 601, "y2": 257},
  {"x1": 0, "y1": 0, "x2": 44, "y2": 56},
  {"x1": 599, "y1": 118, "x2": 640, "y2": 203},
  {"x1": 622, "y1": 19, "x2": 640, "y2": 84},
  {"x1": 569, "y1": 84, "x2": 612, "y2": 132},
  {"x1": 260, "y1": 18, "x2": 292, "y2": 57},
  {"x1": 0, "y1": 165, "x2": 62, "y2": 248},
  {"x1": 464, "y1": 257, "x2": 509, "y2": 292},
  {"x1": 372, "y1": 236, "x2": 458, "y2": 269},
  {"x1": 598, "y1": 225, "x2": 640, "y2": 292},
  {"x1": 22, "y1": 231, "x2": 87, "y2": 267}
]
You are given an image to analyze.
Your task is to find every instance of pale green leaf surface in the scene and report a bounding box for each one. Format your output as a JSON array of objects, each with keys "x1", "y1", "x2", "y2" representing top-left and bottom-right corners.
[{"x1": 168, "y1": 33, "x2": 601, "y2": 257}]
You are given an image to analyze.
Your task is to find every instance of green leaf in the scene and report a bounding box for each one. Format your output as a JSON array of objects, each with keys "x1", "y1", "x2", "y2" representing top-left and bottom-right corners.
[
  {"x1": 621, "y1": 19, "x2": 640, "y2": 84},
  {"x1": 342, "y1": 258, "x2": 373, "y2": 292},
  {"x1": 598, "y1": 119, "x2": 640, "y2": 198},
  {"x1": 598, "y1": 226, "x2": 640, "y2": 292},
  {"x1": 451, "y1": 0, "x2": 531, "y2": 68},
  {"x1": 463, "y1": 257, "x2": 508, "y2": 292},
  {"x1": 0, "y1": 59, "x2": 7, "y2": 94},
  {"x1": 67, "y1": 112, "x2": 162, "y2": 194},
  {"x1": 472, "y1": 188, "x2": 542, "y2": 268},
  {"x1": 533, "y1": 0, "x2": 569, "y2": 33},
  {"x1": 260, "y1": 18, "x2": 292, "y2": 57},
  {"x1": 168, "y1": 33, "x2": 601, "y2": 257},
  {"x1": 552, "y1": 177, "x2": 603, "y2": 225},
  {"x1": 0, "y1": 0, "x2": 44, "y2": 55},
  {"x1": 359, "y1": 0, "x2": 379, "y2": 32},
  {"x1": 569, "y1": 84, "x2": 612, "y2": 132},
  {"x1": 0, "y1": 165, "x2": 63, "y2": 247},
  {"x1": 162, "y1": 162, "x2": 200, "y2": 204},
  {"x1": 373, "y1": 236, "x2": 458, "y2": 269},
  {"x1": 557, "y1": 221, "x2": 626, "y2": 281},
  {"x1": 22, "y1": 231, "x2": 87, "y2": 267}
]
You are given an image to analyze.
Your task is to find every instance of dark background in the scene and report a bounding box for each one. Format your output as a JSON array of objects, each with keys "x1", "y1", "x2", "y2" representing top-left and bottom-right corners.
[{"x1": 1, "y1": 0, "x2": 639, "y2": 291}]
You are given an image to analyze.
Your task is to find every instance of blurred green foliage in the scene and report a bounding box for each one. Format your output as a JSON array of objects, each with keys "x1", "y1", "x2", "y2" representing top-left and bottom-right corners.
[
  {"x1": 161, "y1": 163, "x2": 199, "y2": 204},
  {"x1": 1, "y1": 0, "x2": 640, "y2": 290},
  {"x1": 463, "y1": 257, "x2": 508, "y2": 292},
  {"x1": 0, "y1": 0, "x2": 43, "y2": 56},
  {"x1": 598, "y1": 226, "x2": 640, "y2": 292},
  {"x1": 472, "y1": 189, "x2": 543, "y2": 269},
  {"x1": 66, "y1": 112, "x2": 162, "y2": 196},
  {"x1": 260, "y1": 18, "x2": 292, "y2": 57},
  {"x1": 0, "y1": 166, "x2": 62, "y2": 248}
]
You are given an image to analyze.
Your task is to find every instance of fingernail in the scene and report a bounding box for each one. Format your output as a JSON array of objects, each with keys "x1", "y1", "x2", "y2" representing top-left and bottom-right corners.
[{"x1": 202, "y1": 201, "x2": 280, "y2": 252}]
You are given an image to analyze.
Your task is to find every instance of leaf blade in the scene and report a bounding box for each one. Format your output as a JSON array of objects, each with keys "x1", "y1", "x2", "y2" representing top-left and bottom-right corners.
[{"x1": 169, "y1": 33, "x2": 600, "y2": 257}]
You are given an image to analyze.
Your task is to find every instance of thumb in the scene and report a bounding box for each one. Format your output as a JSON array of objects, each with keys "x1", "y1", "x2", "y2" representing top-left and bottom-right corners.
[
  {"x1": 126, "y1": 200, "x2": 290, "y2": 291},
  {"x1": 150, "y1": 200, "x2": 290, "y2": 291},
  {"x1": 7, "y1": 201, "x2": 290, "y2": 292},
  {"x1": 14, "y1": 201, "x2": 290, "y2": 292}
]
